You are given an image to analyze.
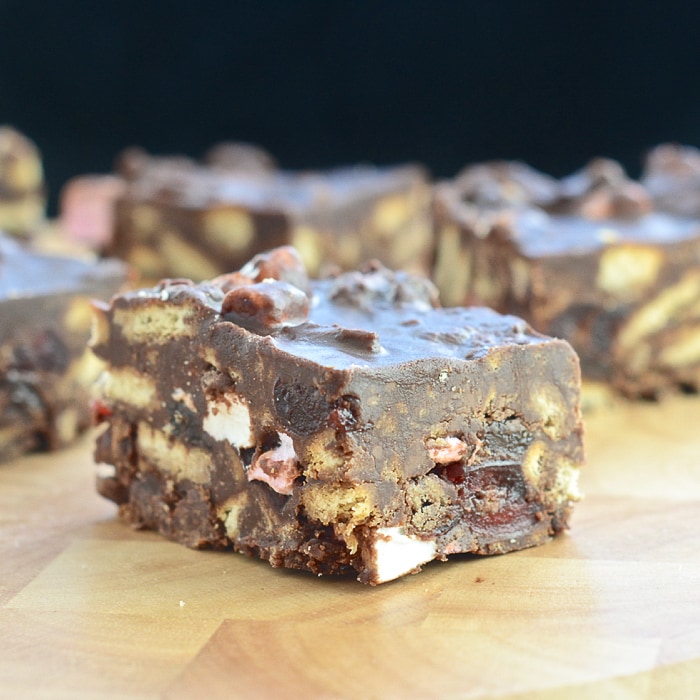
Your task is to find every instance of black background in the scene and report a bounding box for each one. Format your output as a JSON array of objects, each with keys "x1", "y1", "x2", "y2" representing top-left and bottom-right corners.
[{"x1": 2, "y1": 0, "x2": 699, "y2": 211}]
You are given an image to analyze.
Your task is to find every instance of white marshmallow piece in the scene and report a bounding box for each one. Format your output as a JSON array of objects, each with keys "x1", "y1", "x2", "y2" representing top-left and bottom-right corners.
[
  {"x1": 203, "y1": 394, "x2": 254, "y2": 449},
  {"x1": 371, "y1": 527, "x2": 437, "y2": 584}
]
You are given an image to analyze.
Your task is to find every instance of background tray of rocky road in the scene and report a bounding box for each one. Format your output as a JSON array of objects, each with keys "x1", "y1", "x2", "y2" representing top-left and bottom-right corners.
[{"x1": 1, "y1": 394, "x2": 700, "y2": 699}]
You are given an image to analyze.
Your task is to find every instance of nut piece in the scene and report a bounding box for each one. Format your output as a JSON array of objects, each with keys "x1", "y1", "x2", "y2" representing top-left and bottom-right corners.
[
  {"x1": 240, "y1": 245, "x2": 310, "y2": 294},
  {"x1": 221, "y1": 280, "x2": 309, "y2": 331}
]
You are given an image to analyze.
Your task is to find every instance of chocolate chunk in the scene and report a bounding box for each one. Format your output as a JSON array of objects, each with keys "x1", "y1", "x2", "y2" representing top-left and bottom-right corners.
[{"x1": 221, "y1": 280, "x2": 309, "y2": 332}]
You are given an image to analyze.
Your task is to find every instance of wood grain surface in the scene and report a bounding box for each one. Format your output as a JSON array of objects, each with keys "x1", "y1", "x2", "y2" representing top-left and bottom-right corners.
[{"x1": 1, "y1": 394, "x2": 700, "y2": 699}]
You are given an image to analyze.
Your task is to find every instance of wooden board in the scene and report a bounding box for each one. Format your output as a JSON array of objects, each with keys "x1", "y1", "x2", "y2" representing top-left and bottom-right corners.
[{"x1": 1, "y1": 394, "x2": 700, "y2": 699}]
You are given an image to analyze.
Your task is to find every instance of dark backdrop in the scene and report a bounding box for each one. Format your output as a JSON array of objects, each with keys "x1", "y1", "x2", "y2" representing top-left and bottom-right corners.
[{"x1": 2, "y1": 0, "x2": 699, "y2": 211}]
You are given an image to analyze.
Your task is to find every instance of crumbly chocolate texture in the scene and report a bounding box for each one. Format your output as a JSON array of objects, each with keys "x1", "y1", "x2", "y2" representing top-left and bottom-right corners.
[
  {"x1": 0, "y1": 234, "x2": 129, "y2": 461},
  {"x1": 91, "y1": 246, "x2": 583, "y2": 585},
  {"x1": 433, "y1": 157, "x2": 700, "y2": 400},
  {"x1": 0, "y1": 126, "x2": 46, "y2": 237},
  {"x1": 108, "y1": 148, "x2": 433, "y2": 283}
]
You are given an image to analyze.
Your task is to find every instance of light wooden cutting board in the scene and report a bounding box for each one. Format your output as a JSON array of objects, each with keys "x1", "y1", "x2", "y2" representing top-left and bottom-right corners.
[{"x1": 1, "y1": 394, "x2": 700, "y2": 699}]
